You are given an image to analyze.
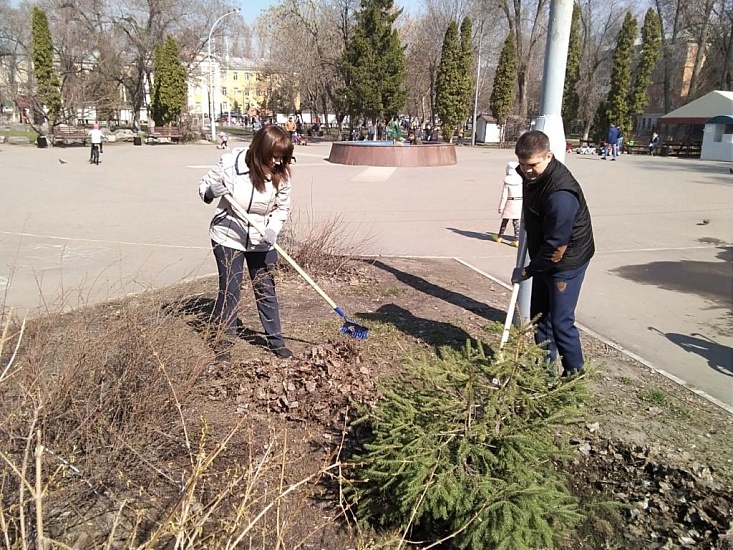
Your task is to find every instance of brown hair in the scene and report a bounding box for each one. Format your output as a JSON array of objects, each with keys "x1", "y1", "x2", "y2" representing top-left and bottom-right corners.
[
  {"x1": 515, "y1": 130, "x2": 551, "y2": 159},
  {"x1": 245, "y1": 125, "x2": 294, "y2": 192}
]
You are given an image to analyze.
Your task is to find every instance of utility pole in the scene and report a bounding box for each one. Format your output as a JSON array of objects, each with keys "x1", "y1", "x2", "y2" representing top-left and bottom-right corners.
[
  {"x1": 515, "y1": 0, "x2": 574, "y2": 322},
  {"x1": 471, "y1": 20, "x2": 484, "y2": 146},
  {"x1": 208, "y1": 8, "x2": 240, "y2": 143}
]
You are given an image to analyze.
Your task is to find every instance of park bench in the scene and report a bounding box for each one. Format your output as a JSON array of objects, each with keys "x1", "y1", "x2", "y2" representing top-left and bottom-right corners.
[
  {"x1": 53, "y1": 126, "x2": 88, "y2": 145},
  {"x1": 624, "y1": 143, "x2": 649, "y2": 155},
  {"x1": 146, "y1": 126, "x2": 182, "y2": 144},
  {"x1": 661, "y1": 140, "x2": 702, "y2": 158}
]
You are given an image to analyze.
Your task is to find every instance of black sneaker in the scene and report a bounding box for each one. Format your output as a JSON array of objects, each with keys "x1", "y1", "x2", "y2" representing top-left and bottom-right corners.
[{"x1": 271, "y1": 346, "x2": 293, "y2": 359}]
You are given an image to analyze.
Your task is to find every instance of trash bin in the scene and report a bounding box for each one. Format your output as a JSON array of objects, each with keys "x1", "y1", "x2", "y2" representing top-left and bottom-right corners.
[
  {"x1": 133, "y1": 135, "x2": 142, "y2": 146},
  {"x1": 660, "y1": 145, "x2": 669, "y2": 157},
  {"x1": 36, "y1": 135, "x2": 48, "y2": 148}
]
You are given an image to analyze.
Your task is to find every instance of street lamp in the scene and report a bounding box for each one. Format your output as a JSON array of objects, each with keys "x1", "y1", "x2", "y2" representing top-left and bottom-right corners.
[{"x1": 208, "y1": 8, "x2": 240, "y2": 142}]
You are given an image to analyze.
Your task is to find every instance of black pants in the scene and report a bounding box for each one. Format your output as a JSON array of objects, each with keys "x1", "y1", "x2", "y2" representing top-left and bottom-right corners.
[
  {"x1": 498, "y1": 218, "x2": 520, "y2": 236},
  {"x1": 211, "y1": 242, "x2": 284, "y2": 348}
]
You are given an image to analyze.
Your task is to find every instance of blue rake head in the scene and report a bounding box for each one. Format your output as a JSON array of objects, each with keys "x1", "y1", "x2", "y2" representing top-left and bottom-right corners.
[
  {"x1": 334, "y1": 307, "x2": 369, "y2": 339},
  {"x1": 340, "y1": 319, "x2": 369, "y2": 340}
]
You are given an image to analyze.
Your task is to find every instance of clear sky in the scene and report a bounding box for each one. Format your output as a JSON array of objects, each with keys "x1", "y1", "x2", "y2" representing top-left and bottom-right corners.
[{"x1": 236, "y1": 0, "x2": 422, "y2": 25}]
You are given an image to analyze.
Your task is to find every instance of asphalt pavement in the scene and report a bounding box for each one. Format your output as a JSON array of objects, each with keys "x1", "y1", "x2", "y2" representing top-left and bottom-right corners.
[{"x1": 1, "y1": 139, "x2": 730, "y2": 407}]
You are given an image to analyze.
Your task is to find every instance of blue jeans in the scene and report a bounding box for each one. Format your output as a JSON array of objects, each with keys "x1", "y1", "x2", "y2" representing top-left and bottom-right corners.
[
  {"x1": 211, "y1": 242, "x2": 284, "y2": 348},
  {"x1": 530, "y1": 262, "x2": 589, "y2": 374}
]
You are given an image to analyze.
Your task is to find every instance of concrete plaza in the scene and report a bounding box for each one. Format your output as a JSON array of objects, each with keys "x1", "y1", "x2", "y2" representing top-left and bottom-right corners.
[{"x1": 1, "y1": 139, "x2": 731, "y2": 407}]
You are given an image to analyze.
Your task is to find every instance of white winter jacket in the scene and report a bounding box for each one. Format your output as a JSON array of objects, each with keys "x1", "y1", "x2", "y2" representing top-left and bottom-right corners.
[
  {"x1": 198, "y1": 148, "x2": 291, "y2": 252},
  {"x1": 498, "y1": 165, "x2": 523, "y2": 220}
]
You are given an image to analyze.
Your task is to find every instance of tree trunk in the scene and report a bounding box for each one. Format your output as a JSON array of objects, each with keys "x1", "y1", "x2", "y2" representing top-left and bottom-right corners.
[{"x1": 687, "y1": 0, "x2": 715, "y2": 99}]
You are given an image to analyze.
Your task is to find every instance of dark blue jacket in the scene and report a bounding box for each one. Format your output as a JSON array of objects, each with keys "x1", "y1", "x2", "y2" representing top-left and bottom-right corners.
[
  {"x1": 521, "y1": 158, "x2": 595, "y2": 275},
  {"x1": 607, "y1": 125, "x2": 620, "y2": 143}
]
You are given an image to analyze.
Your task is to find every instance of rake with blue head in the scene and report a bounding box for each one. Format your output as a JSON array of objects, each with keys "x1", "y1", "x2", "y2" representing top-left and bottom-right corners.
[{"x1": 221, "y1": 194, "x2": 369, "y2": 340}]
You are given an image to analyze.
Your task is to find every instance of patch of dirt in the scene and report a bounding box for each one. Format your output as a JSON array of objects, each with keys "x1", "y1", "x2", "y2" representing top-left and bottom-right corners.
[
  {"x1": 4, "y1": 256, "x2": 732, "y2": 548},
  {"x1": 175, "y1": 256, "x2": 733, "y2": 547}
]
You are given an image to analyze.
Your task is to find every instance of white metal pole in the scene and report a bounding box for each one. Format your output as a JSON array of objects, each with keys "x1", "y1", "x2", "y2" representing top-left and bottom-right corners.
[
  {"x1": 208, "y1": 8, "x2": 240, "y2": 143},
  {"x1": 515, "y1": 0, "x2": 574, "y2": 323}
]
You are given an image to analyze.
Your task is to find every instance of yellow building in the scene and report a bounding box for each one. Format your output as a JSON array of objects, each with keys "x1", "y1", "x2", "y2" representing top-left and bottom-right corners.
[{"x1": 219, "y1": 57, "x2": 266, "y2": 117}]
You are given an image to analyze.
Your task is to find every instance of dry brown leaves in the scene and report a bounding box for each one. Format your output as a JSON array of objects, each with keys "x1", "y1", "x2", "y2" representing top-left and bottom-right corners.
[
  {"x1": 565, "y1": 437, "x2": 733, "y2": 549},
  {"x1": 206, "y1": 340, "x2": 378, "y2": 429}
]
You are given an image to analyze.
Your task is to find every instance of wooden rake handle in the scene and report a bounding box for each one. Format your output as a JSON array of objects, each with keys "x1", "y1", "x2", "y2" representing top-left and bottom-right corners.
[{"x1": 221, "y1": 194, "x2": 339, "y2": 311}]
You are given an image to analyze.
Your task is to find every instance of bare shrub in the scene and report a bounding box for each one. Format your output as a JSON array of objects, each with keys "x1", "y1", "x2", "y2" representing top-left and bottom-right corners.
[
  {"x1": 278, "y1": 208, "x2": 374, "y2": 277},
  {"x1": 0, "y1": 284, "x2": 370, "y2": 548}
]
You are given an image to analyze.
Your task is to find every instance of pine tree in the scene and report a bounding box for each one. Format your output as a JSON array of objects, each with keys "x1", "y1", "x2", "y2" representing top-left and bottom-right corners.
[
  {"x1": 605, "y1": 12, "x2": 637, "y2": 137},
  {"x1": 435, "y1": 21, "x2": 463, "y2": 141},
  {"x1": 150, "y1": 36, "x2": 187, "y2": 126},
  {"x1": 31, "y1": 7, "x2": 61, "y2": 126},
  {"x1": 338, "y1": 0, "x2": 407, "y2": 122},
  {"x1": 629, "y1": 9, "x2": 661, "y2": 127},
  {"x1": 459, "y1": 18, "x2": 474, "y2": 132},
  {"x1": 347, "y1": 329, "x2": 591, "y2": 549},
  {"x1": 562, "y1": 5, "x2": 581, "y2": 130},
  {"x1": 490, "y1": 34, "x2": 517, "y2": 142}
]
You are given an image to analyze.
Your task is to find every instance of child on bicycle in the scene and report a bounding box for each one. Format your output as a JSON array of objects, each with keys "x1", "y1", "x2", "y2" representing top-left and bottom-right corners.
[
  {"x1": 217, "y1": 131, "x2": 229, "y2": 150},
  {"x1": 494, "y1": 161, "x2": 523, "y2": 245}
]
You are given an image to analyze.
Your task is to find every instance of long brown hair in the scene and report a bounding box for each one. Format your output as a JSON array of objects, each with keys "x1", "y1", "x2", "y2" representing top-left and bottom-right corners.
[{"x1": 245, "y1": 125, "x2": 294, "y2": 192}]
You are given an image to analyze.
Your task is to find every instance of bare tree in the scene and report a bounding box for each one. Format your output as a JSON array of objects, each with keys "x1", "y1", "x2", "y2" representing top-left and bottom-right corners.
[
  {"x1": 576, "y1": 0, "x2": 627, "y2": 139},
  {"x1": 0, "y1": 0, "x2": 32, "y2": 122},
  {"x1": 494, "y1": 0, "x2": 549, "y2": 121}
]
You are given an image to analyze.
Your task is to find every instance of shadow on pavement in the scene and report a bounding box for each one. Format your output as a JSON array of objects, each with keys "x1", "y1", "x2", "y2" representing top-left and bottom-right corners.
[
  {"x1": 611, "y1": 246, "x2": 732, "y2": 308},
  {"x1": 446, "y1": 227, "x2": 495, "y2": 242},
  {"x1": 366, "y1": 259, "x2": 504, "y2": 324},
  {"x1": 649, "y1": 327, "x2": 732, "y2": 377},
  {"x1": 630, "y1": 158, "x2": 733, "y2": 185}
]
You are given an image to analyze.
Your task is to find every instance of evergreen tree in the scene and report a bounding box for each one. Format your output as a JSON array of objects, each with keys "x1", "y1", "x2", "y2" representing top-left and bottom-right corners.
[
  {"x1": 151, "y1": 36, "x2": 187, "y2": 126},
  {"x1": 629, "y1": 9, "x2": 662, "y2": 127},
  {"x1": 562, "y1": 4, "x2": 581, "y2": 130},
  {"x1": 348, "y1": 330, "x2": 591, "y2": 549},
  {"x1": 459, "y1": 18, "x2": 474, "y2": 132},
  {"x1": 338, "y1": 0, "x2": 407, "y2": 122},
  {"x1": 605, "y1": 12, "x2": 637, "y2": 136},
  {"x1": 490, "y1": 34, "x2": 517, "y2": 142},
  {"x1": 31, "y1": 7, "x2": 61, "y2": 126},
  {"x1": 591, "y1": 100, "x2": 608, "y2": 144},
  {"x1": 435, "y1": 21, "x2": 463, "y2": 141}
]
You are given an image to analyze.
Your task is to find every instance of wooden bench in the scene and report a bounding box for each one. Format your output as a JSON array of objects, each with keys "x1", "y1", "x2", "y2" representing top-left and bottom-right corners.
[
  {"x1": 661, "y1": 141, "x2": 702, "y2": 158},
  {"x1": 53, "y1": 126, "x2": 88, "y2": 144},
  {"x1": 146, "y1": 126, "x2": 182, "y2": 144},
  {"x1": 624, "y1": 144, "x2": 649, "y2": 155}
]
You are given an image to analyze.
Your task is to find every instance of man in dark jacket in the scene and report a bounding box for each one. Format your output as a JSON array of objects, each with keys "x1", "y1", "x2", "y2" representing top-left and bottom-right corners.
[
  {"x1": 511, "y1": 130, "x2": 595, "y2": 376},
  {"x1": 604, "y1": 123, "x2": 620, "y2": 160}
]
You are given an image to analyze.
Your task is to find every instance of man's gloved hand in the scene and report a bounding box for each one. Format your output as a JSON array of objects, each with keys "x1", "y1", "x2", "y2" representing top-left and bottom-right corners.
[
  {"x1": 262, "y1": 227, "x2": 277, "y2": 246},
  {"x1": 208, "y1": 180, "x2": 230, "y2": 198},
  {"x1": 511, "y1": 267, "x2": 528, "y2": 284}
]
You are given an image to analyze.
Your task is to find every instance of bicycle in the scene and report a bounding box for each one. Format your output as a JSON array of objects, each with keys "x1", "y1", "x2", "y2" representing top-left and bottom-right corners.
[{"x1": 90, "y1": 143, "x2": 100, "y2": 165}]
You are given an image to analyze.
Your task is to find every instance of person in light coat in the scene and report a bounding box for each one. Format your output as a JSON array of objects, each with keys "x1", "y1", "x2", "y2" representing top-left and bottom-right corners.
[
  {"x1": 495, "y1": 161, "x2": 523, "y2": 241},
  {"x1": 198, "y1": 125, "x2": 294, "y2": 360}
]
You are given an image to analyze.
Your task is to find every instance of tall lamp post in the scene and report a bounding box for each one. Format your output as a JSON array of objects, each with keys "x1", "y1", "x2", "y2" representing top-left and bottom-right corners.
[{"x1": 208, "y1": 8, "x2": 240, "y2": 142}]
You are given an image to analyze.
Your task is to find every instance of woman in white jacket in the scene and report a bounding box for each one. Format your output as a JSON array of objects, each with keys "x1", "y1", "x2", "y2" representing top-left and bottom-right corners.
[
  {"x1": 495, "y1": 160, "x2": 523, "y2": 241},
  {"x1": 198, "y1": 125, "x2": 294, "y2": 359}
]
